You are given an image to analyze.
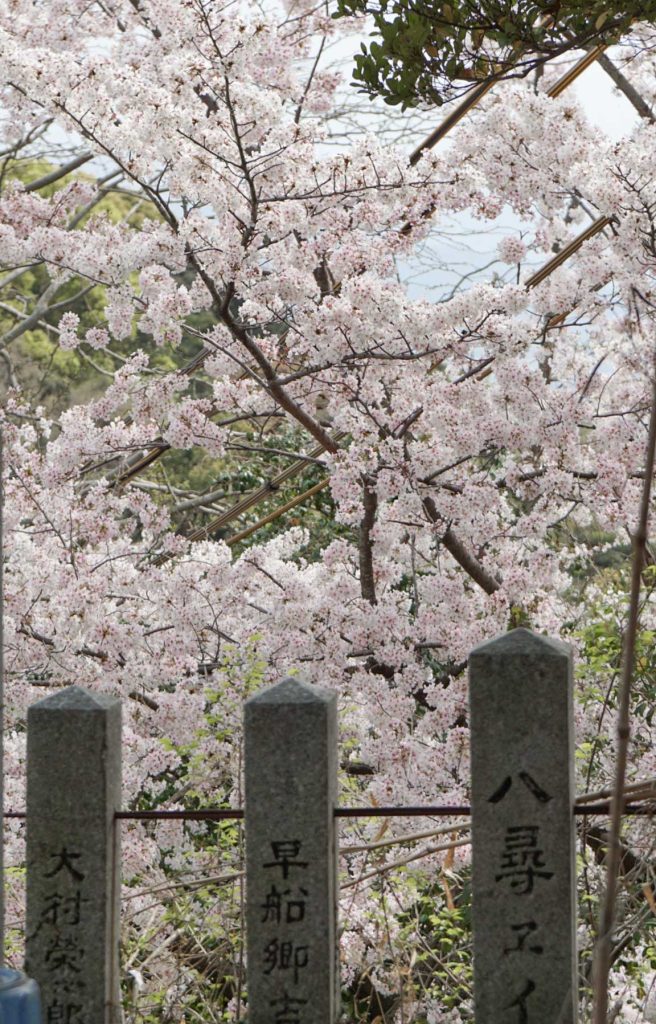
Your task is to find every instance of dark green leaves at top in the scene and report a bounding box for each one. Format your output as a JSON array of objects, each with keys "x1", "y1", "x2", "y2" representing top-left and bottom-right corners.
[{"x1": 334, "y1": 0, "x2": 656, "y2": 108}]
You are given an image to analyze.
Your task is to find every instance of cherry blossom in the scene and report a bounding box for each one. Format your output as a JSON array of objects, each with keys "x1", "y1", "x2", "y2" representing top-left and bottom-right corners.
[{"x1": 2, "y1": 0, "x2": 656, "y2": 1018}]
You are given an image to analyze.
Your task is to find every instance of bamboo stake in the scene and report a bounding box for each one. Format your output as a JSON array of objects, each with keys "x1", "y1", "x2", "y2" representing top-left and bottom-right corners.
[
  {"x1": 548, "y1": 44, "x2": 607, "y2": 97},
  {"x1": 185, "y1": 434, "x2": 344, "y2": 543},
  {"x1": 410, "y1": 41, "x2": 608, "y2": 168},
  {"x1": 577, "y1": 777, "x2": 656, "y2": 804},
  {"x1": 525, "y1": 216, "x2": 614, "y2": 289},
  {"x1": 224, "y1": 478, "x2": 330, "y2": 547},
  {"x1": 409, "y1": 81, "x2": 494, "y2": 165}
]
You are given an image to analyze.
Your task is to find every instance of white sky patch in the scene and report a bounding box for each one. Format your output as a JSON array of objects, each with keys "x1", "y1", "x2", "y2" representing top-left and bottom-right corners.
[{"x1": 571, "y1": 59, "x2": 640, "y2": 142}]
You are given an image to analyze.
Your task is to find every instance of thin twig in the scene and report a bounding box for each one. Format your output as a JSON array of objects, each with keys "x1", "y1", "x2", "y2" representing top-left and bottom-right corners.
[
  {"x1": 341, "y1": 821, "x2": 471, "y2": 854},
  {"x1": 340, "y1": 837, "x2": 471, "y2": 889},
  {"x1": 577, "y1": 777, "x2": 656, "y2": 804},
  {"x1": 123, "y1": 870, "x2": 245, "y2": 901}
]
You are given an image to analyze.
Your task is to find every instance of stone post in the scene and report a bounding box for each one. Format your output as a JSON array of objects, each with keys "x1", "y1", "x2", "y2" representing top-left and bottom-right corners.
[
  {"x1": 26, "y1": 686, "x2": 122, "y2": 1024},
  {"x1": 469, "y1": 628, "x2": 577, "y2": 1024},
  {"x1": 244, "y1": 677, "x2": 338, "y2": 1024}
]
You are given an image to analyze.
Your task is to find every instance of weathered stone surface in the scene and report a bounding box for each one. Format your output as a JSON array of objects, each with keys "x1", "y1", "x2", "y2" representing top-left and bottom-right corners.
[
  {"x1": 244, "y1": 677, "x2": 338, "y2": 1024},
  {"x1": 26, "y1": 685, "x2": 122, "y2": 1024},
  {"x1": 469, "y1": 628, "x2": 577, "y2": 1024}
]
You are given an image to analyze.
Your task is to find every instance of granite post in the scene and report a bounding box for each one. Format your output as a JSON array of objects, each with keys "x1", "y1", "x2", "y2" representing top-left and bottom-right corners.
[
  {"x1": 469, "y1": 628, "x2": 577, "y2": 1024},
  {"x1": 26, "y1": 686, "x2": 122, "y2": 1024},
  {"x1": 244, "y1": 677, "x2": 338, "y2": 1024}
]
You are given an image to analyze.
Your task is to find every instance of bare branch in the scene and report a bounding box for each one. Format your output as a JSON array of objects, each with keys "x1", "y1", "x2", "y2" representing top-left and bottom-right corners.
[
  {"x1": 359, "y1": 474, "x2": 378, "y2": 604},
  {"x1": 24, "y1": 152, "x2": 94, "y2": 192}
]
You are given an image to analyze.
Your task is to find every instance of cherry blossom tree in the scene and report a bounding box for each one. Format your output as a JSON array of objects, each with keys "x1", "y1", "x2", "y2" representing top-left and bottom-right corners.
[{"x1": 3, "y1": 0, "x2": 656, "y2": 1019}]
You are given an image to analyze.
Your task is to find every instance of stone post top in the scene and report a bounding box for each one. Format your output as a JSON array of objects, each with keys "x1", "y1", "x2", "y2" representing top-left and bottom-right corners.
[
  {"x1": 469, "y1": 626, "x2": 571, "y2": 660},
  {"x1": 29, "y1": 684, "x2": 121, "y2": 712},
  {"x1": 246, "y1": 676, "x2": 336, "y2": 706}
]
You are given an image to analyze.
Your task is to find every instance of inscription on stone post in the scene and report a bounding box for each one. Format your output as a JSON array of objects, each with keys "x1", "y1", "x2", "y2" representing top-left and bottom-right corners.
[
  {"x1": 244, "y1": 677, "x2": 338, "y2": 1024},
  {"x1": 26, "y1": 686, "x2": 122, "y2": 1024},
  {"x1": 469, "y1": 628, "x2": 577, "y2": 1024}
]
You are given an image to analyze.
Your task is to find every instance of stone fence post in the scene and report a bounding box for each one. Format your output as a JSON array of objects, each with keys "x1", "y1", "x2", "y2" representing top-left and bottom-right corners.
[
  {"x1": 244, "y1": 677, "x2": 339, "y2": 1024},
  {"x1": 469, "y1": 627, "x2": 577, "y2": 1024},
  {"x1": 25, "y1": 685, "x2": 122, "y2": 1024}
]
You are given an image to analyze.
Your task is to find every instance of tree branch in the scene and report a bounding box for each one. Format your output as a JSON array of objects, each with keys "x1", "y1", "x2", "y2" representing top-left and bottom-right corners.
[
  {"x1": 597, "y1": 53, "x2": 655, "y2": 123},
  {"x1": 24, "y1": 152, "x2": 94, "y2": 192},
  {"x1": 359, "y1": 475, "x2": 378, "y2": 604},
  {"x1": 422, "y1": 496, "x2": 501, "y2": 594}
]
